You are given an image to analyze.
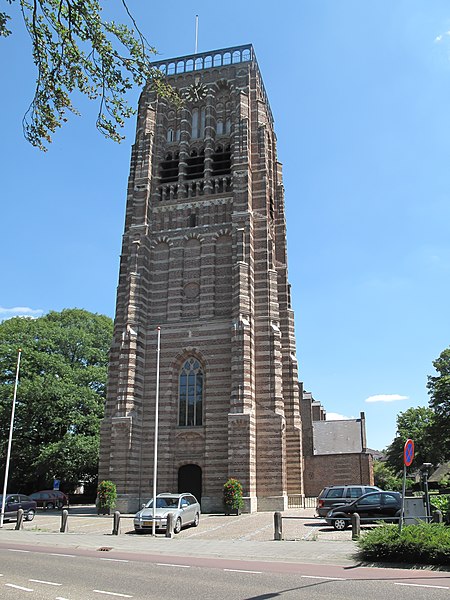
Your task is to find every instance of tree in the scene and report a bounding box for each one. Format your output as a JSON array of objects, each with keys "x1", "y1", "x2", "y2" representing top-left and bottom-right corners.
[
  {"x1": 428, "y1": 347, "x2": 450, "y2": 461},
  {"x1": 373, "y1": 460, "x2": 413, "y2": 491},
  {"x1": 0, "y1": 1, "x2": 179, "y2": 150},
  {"x1": 385, "y1": 406, "x2": 438, "y2": 473},
  {"x1": 0, "y1": 309, "x2": 113, "y2": 492}
]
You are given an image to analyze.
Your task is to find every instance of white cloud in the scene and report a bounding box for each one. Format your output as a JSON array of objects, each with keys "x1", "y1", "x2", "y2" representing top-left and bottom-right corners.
[
  {"x1": 0, "y1": 306, "x2": 44, "y2": 322},
  {"x1": 434, "y1": 31, "x2": 450, "y2": 43},
  {"x1": 365, "y1": 394, "x2": 409, "y2": 403},
  {"x1": 326, "y1": 411, "x2": 356, "y2": 420}
]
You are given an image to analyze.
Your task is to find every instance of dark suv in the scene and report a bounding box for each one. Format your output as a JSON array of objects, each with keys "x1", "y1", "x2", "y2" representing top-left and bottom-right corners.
[
  {"x1": 316, "y1": 484, "x2": 381, "y2": 517},
  {"x1": 325, "y1": 491, "x2": 402, "y2": 530},
  {"x1": 0, "y1": 494, "x2": 37, "y2": 521}
]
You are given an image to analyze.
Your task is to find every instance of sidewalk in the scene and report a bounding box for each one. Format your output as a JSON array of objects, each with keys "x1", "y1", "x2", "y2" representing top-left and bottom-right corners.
[{"x1": 0, "y1": 507, "x2": 359, "y2": 567}]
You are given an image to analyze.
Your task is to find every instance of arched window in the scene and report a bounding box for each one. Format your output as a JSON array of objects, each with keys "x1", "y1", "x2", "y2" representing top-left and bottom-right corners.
[
  {"x1": 167, "y1": 128, "x2": 174, "y2": 142},
  {"x1": 160, "y1": 152, "x2": 179, "y2": 183},
  {"x1": 212, "y1": 144, "x2": 231, "y2": 175},
  {"x1": 179, "y1": 358, "x2": 203, "y2": 427},
  {"x1": 216, "y1": 120, "x2": 224, "y2": 135},
  {"x1": 186, "y1": 148, "x2": 204, "y2": 180}
]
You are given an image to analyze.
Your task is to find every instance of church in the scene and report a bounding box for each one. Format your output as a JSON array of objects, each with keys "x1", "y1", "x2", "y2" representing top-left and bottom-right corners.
[{"x1": 99, "y1": 44, "x2": 369, "y2": 513}]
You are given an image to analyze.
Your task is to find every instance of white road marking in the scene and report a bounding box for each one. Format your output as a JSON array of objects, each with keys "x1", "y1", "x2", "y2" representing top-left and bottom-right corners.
[
  {"x1": 93, "y1": 591, "x2": 133, "y2": 598},
  {"x1": 301, "y1": 575, "x2": 346, "y2": 581},
  {"x1": 49, "y1": 553, "x2": 76, "y2": 557},
  {"x1": 156, "y1": 563, "x2": 190, "y2": 568},
  {"x1": 56, "y1": 597, "x2": 71, "y2": 600},
  {"x1": 5, "y1": 583, "x2": 34, "y2": 591},
  {"x1": 29, "y1": 578, "x2": 62, "y2": 586},
  {"x1": 224, "y1": 568, "x2": 262, "y2": 574},
  {"x1": 395, "y1": 582, "x2": 450, "y2": 590},
  {"x1": 7, "y1": 548, "x2": 30, "y2": 553},
  {"x1": 100, "y1": 558, "x2": 129, "y2": 563}
]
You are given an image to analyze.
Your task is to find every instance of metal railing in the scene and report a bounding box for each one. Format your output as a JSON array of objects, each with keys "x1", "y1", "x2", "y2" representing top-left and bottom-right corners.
[{"x1": 287, "y1": 496, "x2": 317, "y2": 509}]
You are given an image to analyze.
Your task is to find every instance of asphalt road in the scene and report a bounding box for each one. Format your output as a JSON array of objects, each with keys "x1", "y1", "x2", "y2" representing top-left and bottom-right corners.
[{"x1": 1, "y1": 545, "x2": 450, "y2": 600}]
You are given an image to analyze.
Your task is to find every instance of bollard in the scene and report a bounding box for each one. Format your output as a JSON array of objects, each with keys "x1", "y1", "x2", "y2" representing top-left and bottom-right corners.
[
  {"x1": 351, "y1": 513, "x2": 360, "y2": 540},
  {"x1": 165, "y1": 512, "x2": 175, "y2": 538},
  {"x1": 15, "y1": 509, "x2": 24, "y2": 530},
  {"x1": 432, "y1": 510, "x2": 443, "y2": 524},
  {"x1": 60, "y1": 509, "x2": 68, "y2": 533},
  {"x1": 274, "y1": 511, "x2": 282, "y2": 541},
  {"x1": 112, "y1": 511, "x2": 121, "y2": 535}
]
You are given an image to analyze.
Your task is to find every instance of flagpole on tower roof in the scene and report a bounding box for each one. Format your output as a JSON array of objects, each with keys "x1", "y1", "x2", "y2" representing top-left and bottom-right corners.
[{"x1": 195, "y1": 15, "x2": 199, "y2": 54}]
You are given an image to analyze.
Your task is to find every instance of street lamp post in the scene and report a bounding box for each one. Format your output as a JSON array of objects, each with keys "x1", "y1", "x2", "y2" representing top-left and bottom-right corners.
[
  {"x1": 152, "y1": 327, "x2": 161, "y2": 537},
  {"x1": 421, "y1": 463, "x2": 433, "y2": 521},
  {"x1": 0, "y1": 349, "x2": 22, "y2": 528}
]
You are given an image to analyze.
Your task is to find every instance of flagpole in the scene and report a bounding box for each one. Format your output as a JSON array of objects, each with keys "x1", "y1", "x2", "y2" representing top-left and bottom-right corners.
[
  {"x1": 152, "y1": 328, "x2": 161, "y2": 536},
  {"x1": 0, "y1": 349, "x2": 22, "y2": 528},
  {"x1": 194, "y1": 15, "x2": 199, "y2": 54}
]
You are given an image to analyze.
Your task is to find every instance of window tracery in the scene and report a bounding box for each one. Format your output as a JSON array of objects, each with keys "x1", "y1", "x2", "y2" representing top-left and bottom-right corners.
[{"x1": 179, "y1": 358, "x2": 203, "y2": 427}]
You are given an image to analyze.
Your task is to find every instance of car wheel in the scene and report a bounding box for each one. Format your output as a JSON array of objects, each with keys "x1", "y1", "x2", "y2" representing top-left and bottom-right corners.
[
  {"x1": 174, "y1": 517, "x2": 182, "y2": 534},
  {"x1": 332, "y1": 517, "x2": 348, "y2": 530},
  {"x1": 25, "y1": 509, "x2": 35, "y2": 522},
  {"x1": 193, "y1": 513, "x2": 200, "y2": 527},
  {"x1": 46, "y1": 502, "x2": 55, "y2": 510}
]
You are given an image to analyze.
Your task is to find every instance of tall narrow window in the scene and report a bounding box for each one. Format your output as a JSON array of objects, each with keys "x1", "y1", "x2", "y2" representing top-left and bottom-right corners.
[
  {"x1": 192, "y1": 108, "x2": 199, "y2": 139},
  {"x1": 200, "y1": 107, "x2": 206, "y2": 138},
  {"x1": 179, "y1": 358, "x2": 203, "y2": 426}
]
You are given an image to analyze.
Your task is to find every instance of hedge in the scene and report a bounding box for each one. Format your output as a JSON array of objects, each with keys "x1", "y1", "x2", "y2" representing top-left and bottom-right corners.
[{"x1": 357, "y1": 522, "x2": 450, "y2": 566}]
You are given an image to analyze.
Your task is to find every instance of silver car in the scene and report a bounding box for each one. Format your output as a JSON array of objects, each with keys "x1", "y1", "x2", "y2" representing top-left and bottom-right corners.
[{"x1": 134, "y1": 493, "x2": 201, "y2": 533}]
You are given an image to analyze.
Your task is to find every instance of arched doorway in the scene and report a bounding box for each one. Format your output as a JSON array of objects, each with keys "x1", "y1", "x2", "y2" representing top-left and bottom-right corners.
[{"x1": 178, "y1": 464, "x2": 202, "y2": 501}]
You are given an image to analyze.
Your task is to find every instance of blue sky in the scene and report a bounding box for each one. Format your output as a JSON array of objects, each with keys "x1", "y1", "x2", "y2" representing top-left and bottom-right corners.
[{"x1": 1, "y1": 1, "x2": 450, "y2": 451}]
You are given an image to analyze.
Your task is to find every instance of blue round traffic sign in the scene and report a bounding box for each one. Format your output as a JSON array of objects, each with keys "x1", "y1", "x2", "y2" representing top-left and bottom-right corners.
[{"x1": 404, "y1": 439, "x2": 414, "y2": 467}]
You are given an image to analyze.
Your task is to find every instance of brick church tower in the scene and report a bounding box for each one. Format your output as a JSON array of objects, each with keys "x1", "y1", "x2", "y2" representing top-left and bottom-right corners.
[{"x1": 99, "y1": 44, "x2": 304, "y2": 512}]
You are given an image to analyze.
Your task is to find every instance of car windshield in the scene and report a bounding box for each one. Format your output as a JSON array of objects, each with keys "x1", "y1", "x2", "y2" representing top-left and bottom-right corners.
[{"x1": 145, "y1": 497, "x2": 179, "y2": 509}]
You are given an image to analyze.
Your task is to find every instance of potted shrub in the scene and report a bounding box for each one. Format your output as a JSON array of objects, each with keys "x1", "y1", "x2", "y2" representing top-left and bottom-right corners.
[
  {"x1": 96, "y1": 480, "x2": 117, "y2": 515},
  {"x1": 224, "y1": 478, "x2": 244, "y2": 515}
]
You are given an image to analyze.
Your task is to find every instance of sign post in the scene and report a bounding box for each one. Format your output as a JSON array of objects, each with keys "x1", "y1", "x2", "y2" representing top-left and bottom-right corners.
[{"x1": 399, "y1": 438, "x2": 414, "y2": 532}]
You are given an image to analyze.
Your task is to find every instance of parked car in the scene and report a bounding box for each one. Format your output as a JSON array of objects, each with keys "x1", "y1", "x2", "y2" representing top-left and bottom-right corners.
[
  {"x1": 134, "y1": 493, "x2": 201, "y2": 534},
  {"x1": 325, "y1": 491, "x2": 402, "y2": 530},
  {"x1": 29, "y1": 490, "x2": 69, "y2": 509},
  {"x1": 316, "y1": 484, "x2": 381, "y2": 517},
  {"x1": 0, "y1": 494, "x2": 37, "y2": 521}
]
